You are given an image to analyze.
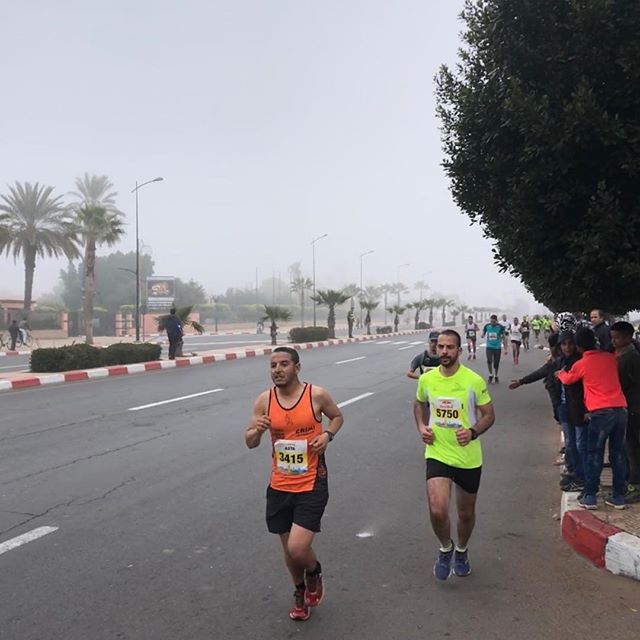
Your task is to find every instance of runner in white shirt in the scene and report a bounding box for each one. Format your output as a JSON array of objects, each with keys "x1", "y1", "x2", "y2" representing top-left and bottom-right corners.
[
  {"x1": 500, "y1": 314, "x2": 511, "y2": 356},
  {"x1": 464, "y1": 316, "x2": 479, "y2": 360},
  {"x1": 510, "y1": 317, "x2": 522, "y2": 365}
]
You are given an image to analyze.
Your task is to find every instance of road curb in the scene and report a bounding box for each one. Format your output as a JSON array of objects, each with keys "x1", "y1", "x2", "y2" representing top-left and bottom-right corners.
[
  {"x1": 0, "y1": 330, "x2": 426, "y2": 394},
  {"x1": 0, "y1": 351, "x2": 31, "y2": 357},
  {"x1": 561, "y1": 493, "x2": 640, "y2": 579}
]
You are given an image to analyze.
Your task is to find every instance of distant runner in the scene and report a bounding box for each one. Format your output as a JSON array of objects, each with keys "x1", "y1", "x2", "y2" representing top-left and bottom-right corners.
[
  {"x1": 413, "y1": 330, "x2": 495, "y2": 580},
  {"x1": 464, "y1": 316, "x2": 479, "y2": 360},
  {"x1": 482, "y1": 315, "x2": 505, "y2": 383},
  {"x1": 500, "y1": 314, "x2": 511, "y2": 355},
  {"x1": 510, "y1": 317, "x2": 522, "y2": 365},
  {"x1": 531, "y1": 316, "x2": 542, "y2": 346},
  {"x1": 245, "y1": 347, "x2": 344, "y2": 621},
  {"x1": 520, "y1": 316, "x2": 530, "y2": 351},
  {"x1": 407, "y1": 331, "x2": 441, "y2": 379}
]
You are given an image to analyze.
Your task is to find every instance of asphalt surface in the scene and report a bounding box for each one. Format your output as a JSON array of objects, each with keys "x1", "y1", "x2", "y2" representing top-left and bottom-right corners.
[{"x1": 1, "y1": 336, "x2": 638, "y2": 639}]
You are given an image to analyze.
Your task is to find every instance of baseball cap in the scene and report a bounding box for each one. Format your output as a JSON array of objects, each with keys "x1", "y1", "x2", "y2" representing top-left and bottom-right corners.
[{"x1": 428, "y1": 331, "x2": 439, "y2": 342}]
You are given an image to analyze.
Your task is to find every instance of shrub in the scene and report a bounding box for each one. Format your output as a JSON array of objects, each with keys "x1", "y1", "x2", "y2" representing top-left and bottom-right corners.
[
  {"x1": 417, "y1": 322, "x2": 431, "y2": 330},
  {"x1": 101, "y1": 342, "x2": 162, "y2": 366},
  {"x1": 30, "y1": 342, "x2": 162, "y2": 372},
  {"x1": 376, "y1": 326, "x2": 393, "y2": 334},
  {"x1": 289, "y1": 327, "x2": 330, "y2": 343}
]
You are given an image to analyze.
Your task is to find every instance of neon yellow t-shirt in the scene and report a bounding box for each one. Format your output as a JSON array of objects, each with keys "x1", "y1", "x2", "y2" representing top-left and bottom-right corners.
[{"x1": 416, "y1": 364, "x2": 492, "y2": 469}]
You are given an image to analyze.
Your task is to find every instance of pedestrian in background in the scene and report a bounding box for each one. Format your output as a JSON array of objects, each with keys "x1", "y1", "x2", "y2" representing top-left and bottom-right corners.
[
  {"x1": 165, "y1": 307, "x2": 183, "y2": 360},
  {"x1": 590, "y1": 309, "x2": 613, "y2": 352},
  {"x1": 8, "y1": 320, "x2": 19, "y2": 351}
]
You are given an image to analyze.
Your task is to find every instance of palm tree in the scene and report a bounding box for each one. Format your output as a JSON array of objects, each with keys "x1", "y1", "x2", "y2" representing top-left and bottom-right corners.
[
  {"x1": 290, "y1": 276, "x2": 313, "y2": 327},
  {"x1": 262, "y1": 305, "x2": 292, "y2": 345},
  {"x1": 0, "y1": 182, "x2": 79, "y2": 314},
  {"x1": 440, "y1": 298, "x2": 454, "y2": 326},
  {"x1": 342, "y1": 283, "x2": 360, "y2": 311},
  {"x1": 453, "y1": 304, "x2": 469, "y2": 325},
  {"x1": 424, "y1": 297, "x2": 437, "y2": 327},
  {"x1": 71, "y1": 174, "x2": 125, "y2": 344},
  {"x1": 379, "y1": 283, "x2": 393, "y2": 323},
  {"x1": 387, "y1": 304, "x2": 406, "y2": 332},
  {"x1": 311, "y1": 289, "x2": 351, "y2": 338},
  {"x1": 409, "y1": 300, "x2": 428, "y2": 329},
  {"x1": 390, "y1": 282, "x2": 409, "y2": 306},
  {"x1": 414, "y1": 280, "x2": 429, "y2": 300},
  {"x1": 360, "y1": 300, "x2": 379, "y2": 335}
]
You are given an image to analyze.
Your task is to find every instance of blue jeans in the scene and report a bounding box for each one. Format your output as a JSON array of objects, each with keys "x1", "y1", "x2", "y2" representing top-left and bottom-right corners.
[
  {"x1": 558, "y1": 404, "x2": 586, "y2": 483},
  {"x1": 585, "y1": 408, "x2": 628, "y2": 498}
]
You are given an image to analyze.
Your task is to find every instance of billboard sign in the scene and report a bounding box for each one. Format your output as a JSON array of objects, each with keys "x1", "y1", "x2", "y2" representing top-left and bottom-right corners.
[{"x1": 146, "y1": 276, "x2": 175, "y2": 310}]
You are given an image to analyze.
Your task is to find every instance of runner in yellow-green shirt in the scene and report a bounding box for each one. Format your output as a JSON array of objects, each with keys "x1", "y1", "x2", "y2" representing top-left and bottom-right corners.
[{"x1": 413, "y1": 329, "x2": 495, "y2": 581}]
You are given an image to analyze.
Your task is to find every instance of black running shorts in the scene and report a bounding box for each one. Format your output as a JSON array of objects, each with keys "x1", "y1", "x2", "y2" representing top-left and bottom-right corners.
[
  {"x1": 426, "y1": 458, "x2": 482, "y2": 494},
  {"x1": 266, "y1": 478, "x2": 329, "y2": 534}
]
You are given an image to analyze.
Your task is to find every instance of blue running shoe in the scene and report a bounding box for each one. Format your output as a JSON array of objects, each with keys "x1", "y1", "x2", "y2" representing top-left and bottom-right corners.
[
  {"x1": 453, "y1": 549, "x2": 471, "y2": 577},
  {"x1": 604, "y1": 495, "x2": 626, "y2": 510},
  {"x1": 433, "y1": 546, "x2": 454, "y2": 581},
  {"x1": 579, "y1": 494, "x2": 597, "y2": 510}
]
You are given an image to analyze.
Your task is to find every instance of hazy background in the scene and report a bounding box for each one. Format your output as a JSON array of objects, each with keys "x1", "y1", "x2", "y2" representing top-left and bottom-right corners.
[{"x1": 0, "y1": 0, "x2": 544, "y2": 311}]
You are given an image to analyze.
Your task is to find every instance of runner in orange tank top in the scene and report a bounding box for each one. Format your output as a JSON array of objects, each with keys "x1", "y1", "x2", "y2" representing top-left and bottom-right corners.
[{"x1": 245, "y1": 347, "x2": 343, "y2": 622}]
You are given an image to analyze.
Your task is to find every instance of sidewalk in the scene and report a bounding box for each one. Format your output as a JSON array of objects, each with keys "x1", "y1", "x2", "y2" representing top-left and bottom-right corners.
[
  {"x1": 561, "y1": 467, "x2": 640, "y2": 581},
  {"x1": 0, "y1": 329, "x2": 428, "y2": 392}
]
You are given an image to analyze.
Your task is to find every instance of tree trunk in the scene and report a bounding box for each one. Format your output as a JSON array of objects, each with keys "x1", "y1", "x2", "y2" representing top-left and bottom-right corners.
[
  {"x1": 84, "y1": 239, "x2": 96, "y2": 345},
  {"x1": 23, "y1": 246, "x2": 36, "y2": 316},
  {"x1": 429, "y1": 307, "x2": 434, "y2": 326},
  {"x1": 328, "y1": 306, "x2": 336, "y2": 339},
  {"x1": 300, "y1": 290, "x2": 305, "y2": 327},
  {"x1": 271, "y1": 321, "x2": 277, "y2": 345},
  {"x1": 365, "y1": 311, "x2": 371, "y2": 335},
  {"x1": 441, "y1": 307, "x2": 446, "y2": 327},
  {"x1": 414, "y1": 309, "x2": 420, "y2": 329},
  {"x1": 384, "y1": 292, "x2": 388, "y2": 324}
]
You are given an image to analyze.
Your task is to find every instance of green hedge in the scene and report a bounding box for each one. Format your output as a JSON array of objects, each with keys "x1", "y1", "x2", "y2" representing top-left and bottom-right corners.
[
  {"x1": 417, "y1": 322, "x2": 432, "y2": 330},
  {"x1": 30, "y1": 342, "x2": 162, "y2": 372},
  {"x1": 289, "y1": 327, "x2": 330, "y2": 343},
  {"x1": 376, "y1": 326, "x2": 393, "y2": 334}
]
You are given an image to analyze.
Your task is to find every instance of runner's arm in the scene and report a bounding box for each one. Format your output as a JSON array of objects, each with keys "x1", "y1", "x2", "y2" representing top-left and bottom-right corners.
[
  {"x1": 414, "y1": 399, "x2": 434, "y2": 443},
  {"x1": 309, "y1": 387, "x2": 344, "y2": 454},
  {"x1": 474, "y1": 402, "x2": 495, "y2": 436},
  {"x1": 245, "y1": 392, "x2": 271, "y2": 449},
  {"x1": 407, "y1": 353, "x2": 422, "y2": 379}
]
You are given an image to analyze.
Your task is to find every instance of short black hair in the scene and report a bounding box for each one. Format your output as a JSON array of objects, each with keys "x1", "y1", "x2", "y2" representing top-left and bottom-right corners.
[
  {"x1": 611, "y1": 321, "x2": 634, "y2": 337},
  {"x1": 575, "y1": 327, "x2": 596, "y2": 351},
  {"x1": 490, "y1": 314, "x2": 497, "y2": 320},
  {"x1": 439, "y1": 329, "x2": 461, "y2": 348},
  {"x1": 273, "y1": 346, "x2": 300, "y2": 364}
]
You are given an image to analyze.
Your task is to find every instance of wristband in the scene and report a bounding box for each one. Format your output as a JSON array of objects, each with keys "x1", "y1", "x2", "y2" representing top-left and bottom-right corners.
[
  {"x1": 470, "y1": 428, "x2": 479, "y2": 440},
  {"x1": 323, "y1": 430, "x2": 335, "y2": 442}
]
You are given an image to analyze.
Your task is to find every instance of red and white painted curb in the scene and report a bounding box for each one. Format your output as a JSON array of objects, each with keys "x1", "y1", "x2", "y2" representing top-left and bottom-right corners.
[
  {"x1": 0, "y1": 330, "x2": 426, "y2": 393},
  {"x1": 561, "y1": 492, "x2": 640, "y2": 581}
]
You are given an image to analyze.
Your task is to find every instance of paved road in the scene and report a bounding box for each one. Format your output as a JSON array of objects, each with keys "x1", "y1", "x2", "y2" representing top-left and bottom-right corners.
[{"x1": 1, "y1": 338, "x2": 638, "y2": 639}]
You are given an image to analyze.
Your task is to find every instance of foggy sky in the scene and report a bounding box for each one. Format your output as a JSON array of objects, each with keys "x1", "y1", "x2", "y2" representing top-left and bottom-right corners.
[{"x1": 0, "y1": 0, "x2": 545, "y2": 312}]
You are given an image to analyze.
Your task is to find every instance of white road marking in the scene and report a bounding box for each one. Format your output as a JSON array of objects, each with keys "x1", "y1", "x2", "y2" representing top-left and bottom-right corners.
[
  {"x1": 410, "y1": 341, "x2": 424, "y2": 345},
  {"x1": 356, "y1": 531, "x2": 374, "y2": 538},
  {"x1": 392, "y1": 341, "x2": 408, "y2": 345},
  {"x1": 335, "y1": 356, "x2": 366, "y2": 365},
  {"x1": 128, "y1": 388, "x2": 224, "y2": 411},
  {"x1": 374, "y1": 340, "x2": 392, "y2": 344},
  {"x1": 0, "y1": 526, "x2": 58, "y2": 556},
  {"x1": 398, "y1": 345, "x2": 415, "y2": 351},
  {"x1": 337, "y1": 392, "x2": 374, "y2": 408}
]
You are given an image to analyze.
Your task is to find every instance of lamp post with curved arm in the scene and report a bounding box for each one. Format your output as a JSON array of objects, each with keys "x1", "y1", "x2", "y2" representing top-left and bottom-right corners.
[{"x1": 131, "y1": 177, "x2": 163, "y2": 342}]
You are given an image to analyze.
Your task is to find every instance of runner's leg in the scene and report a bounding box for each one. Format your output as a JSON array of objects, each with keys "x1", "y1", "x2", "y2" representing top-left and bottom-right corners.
[
  {"x1": 493, "y1": 349, "x2": 502, "y2": 380},
  {"x1": 280, "y1": 525, "x2": 318, "y2": 584},
  {"x1": 455, "y1": 485, "x2": 478, "y2": 549},
  {"x1": 427, "y1": 477, "x2": 452, "y2": 546},
  {"x1": 486, "y1": 348, "x2": 494, "y2": 377}
]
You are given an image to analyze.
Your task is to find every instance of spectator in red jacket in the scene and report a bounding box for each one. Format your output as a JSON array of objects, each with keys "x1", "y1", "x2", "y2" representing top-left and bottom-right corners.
[{"x1": 556, "y1": 327, "x2": 627, "y2": 510}]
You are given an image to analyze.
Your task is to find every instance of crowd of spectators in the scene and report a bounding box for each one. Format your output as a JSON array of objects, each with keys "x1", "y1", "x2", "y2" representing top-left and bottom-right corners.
[{"x1": 510, "y1": 309, "x2": 640, "y2": 510}]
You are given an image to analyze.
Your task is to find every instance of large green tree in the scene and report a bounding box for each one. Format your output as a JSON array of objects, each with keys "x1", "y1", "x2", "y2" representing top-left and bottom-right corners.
[
  {"x1": 436, "y1": 0, "x2": 640, "y2": 313},
  {"x1": 0, "y1": 182, "x2": 79, "y2": 314}
]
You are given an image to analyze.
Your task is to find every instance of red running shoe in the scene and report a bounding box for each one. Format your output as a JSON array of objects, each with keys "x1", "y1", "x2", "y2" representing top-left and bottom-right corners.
[
  {"x1": 305, "y1": 569, "x2": 324, "y2": 607},
  {"x1": 289, "y1": 587, "x2": 311, "y2": 621}
]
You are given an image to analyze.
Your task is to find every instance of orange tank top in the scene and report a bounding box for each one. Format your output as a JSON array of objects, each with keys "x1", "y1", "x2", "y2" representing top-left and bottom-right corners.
[{"x1": 268, "y1": 383, "x2": 325, "y2": 492}]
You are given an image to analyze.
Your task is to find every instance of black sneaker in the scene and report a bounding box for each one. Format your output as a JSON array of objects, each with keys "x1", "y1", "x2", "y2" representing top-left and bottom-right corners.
[
  {"x1": 494, "y1": 376, "x2": 500, "y2": 384},
  {"x1": 562, "y1": 481, "x2": 584, "y2": 492},
  {"x1": 488, "y1": 376, "x2": 493, "y2": 384}
]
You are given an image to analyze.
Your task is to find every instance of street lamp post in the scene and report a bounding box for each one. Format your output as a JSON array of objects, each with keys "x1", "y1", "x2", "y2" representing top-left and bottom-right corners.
[
  {"x1": 311, "y1": 233, "x2": 328, "y2": 327},
  {"x1": 131, "y1": 177, "x2": 163, "y2": 342},
  {"x1": 397, "y1": 263, "x2": 410, "y2": 306},
  {"x1": 359, "y1": 250, "x2": 374, "y2": 325}
]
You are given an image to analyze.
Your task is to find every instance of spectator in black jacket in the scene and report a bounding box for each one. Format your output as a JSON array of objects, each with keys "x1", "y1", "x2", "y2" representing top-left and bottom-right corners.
[
  {"x1": 590, "y1": 308, "x2": 613, "y2": 352},
  {"x1": 611, "y1": 321, "x2": 640, "y2": 503},
  {"x1": 556, "y1": 331, "x2": 587, "y2": 492}
]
